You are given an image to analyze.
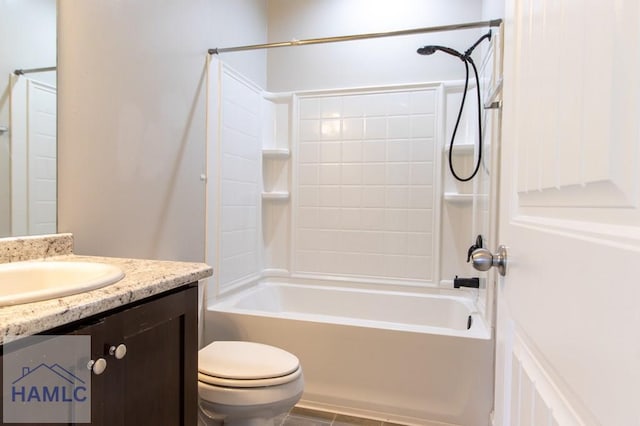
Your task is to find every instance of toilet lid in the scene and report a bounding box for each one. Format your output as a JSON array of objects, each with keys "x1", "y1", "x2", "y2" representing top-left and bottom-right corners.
[{"x1": 198, "y1": 341, "x2": 300, "y2": 380}]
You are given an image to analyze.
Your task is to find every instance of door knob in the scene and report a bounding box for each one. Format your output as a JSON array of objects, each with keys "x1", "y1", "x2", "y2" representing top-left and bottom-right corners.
[
  {"x1": 470, "y1": 245, "x2": 507, "y2": 276},
  {"x1": 109, "y1": 344, "x2": 127, "y2": 360},
  {"x1": 87, "y1": 358, "x2": 107, "y2": 375}
]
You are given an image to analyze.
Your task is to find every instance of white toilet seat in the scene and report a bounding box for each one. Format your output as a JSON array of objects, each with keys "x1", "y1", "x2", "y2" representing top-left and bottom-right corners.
[
  {"x1": 198, "y1": 367, "x2": 302, "y2": 388},
  {"x1": 199, "y1": 341, "x2": 300, "y2": 381}
]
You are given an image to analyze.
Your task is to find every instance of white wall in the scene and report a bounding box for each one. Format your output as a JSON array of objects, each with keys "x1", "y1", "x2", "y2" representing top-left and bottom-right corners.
[
  {"x1": 57, "y1": 0, "x2": 267, "y2": 261},
  {"x1": 482, "y1": 0, "x2": 505, "y2": 20},
  {"x1": 0, "y1": 0, "x2": 56, "y2": 237},
  {"x1": 266, "y1": 0, "x2": 484, "y2": 92}
]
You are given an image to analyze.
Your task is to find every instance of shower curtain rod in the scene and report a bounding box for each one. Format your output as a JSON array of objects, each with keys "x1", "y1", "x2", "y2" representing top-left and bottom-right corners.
[
  {"x1": 209, "y1": 19, "x2": 502, "y2": 54},
  {"x1": 14, "y1": 66, "x2": 57, "y2": 75}
]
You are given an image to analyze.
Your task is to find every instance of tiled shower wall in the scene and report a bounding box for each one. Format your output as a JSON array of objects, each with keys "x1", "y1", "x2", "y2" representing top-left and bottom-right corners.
[
  {"x1": 293, "y1": 89, "x2": 439, "y2": 282},
  {"x1": 217, "y1": 66, "x2": 262, "y2": 292}
]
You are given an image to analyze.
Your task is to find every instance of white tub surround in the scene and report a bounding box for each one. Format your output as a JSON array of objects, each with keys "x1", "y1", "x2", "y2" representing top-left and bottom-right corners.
[
  {"x1": 205, "y1": 281, "x2": 493, "y2": 426},
  {"x1": 0, "y1": 233, "x2": 212, "y2": 344}
]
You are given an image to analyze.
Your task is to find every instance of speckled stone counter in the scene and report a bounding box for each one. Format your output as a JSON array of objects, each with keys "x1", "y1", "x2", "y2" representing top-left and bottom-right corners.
[{"x1": 0, "y1": 234, "x2": 213, "y2": 344}]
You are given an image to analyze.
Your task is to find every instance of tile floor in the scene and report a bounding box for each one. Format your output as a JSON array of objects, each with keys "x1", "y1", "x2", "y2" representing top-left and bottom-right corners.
[{"x1": 275, "y1": 407, "x2": 409, "y2": 426}]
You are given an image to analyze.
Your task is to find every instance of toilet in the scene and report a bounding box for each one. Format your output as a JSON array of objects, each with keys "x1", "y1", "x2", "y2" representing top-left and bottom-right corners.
[{"x1": 198, "y1": 341, "x2": 304, "y2": 426}]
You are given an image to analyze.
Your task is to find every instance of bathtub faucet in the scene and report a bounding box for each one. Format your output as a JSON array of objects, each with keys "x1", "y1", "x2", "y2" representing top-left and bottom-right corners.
[{"x1": 453, "y1": 276, "x2": 480, "y2": 289}]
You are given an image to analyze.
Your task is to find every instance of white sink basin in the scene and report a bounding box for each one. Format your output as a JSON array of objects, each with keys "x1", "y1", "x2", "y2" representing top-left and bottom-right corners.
[{"x1": 0, "y1": 261, "x2": 125, "y2": 306}]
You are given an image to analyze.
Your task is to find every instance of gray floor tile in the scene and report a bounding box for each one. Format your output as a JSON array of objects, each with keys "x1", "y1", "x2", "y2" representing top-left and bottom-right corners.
[
  {"x1": 281, "y1": 415, "x2": 332, "y2": 426},
  {"x1": 333, "y1": 413, "x2": 383, "y2": 425},
  {"x1": 289, "y1": 407, "x2": 336, "y2": 421}
]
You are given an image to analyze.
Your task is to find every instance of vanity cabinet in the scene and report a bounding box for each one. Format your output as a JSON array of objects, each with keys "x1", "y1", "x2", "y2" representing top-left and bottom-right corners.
[{"x1": 0, "y1": 283, "x2": 198, "y2": 426}]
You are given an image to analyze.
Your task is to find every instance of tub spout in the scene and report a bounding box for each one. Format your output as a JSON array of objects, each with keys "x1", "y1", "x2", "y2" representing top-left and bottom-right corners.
[{"x1": 453, "y1": 276, "x2": 480, "y2": 289}]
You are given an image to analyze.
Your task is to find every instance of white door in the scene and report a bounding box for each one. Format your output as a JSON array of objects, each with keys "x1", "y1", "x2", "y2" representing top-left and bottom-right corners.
[
  {"x1": 494, "y1": 1, "x2": 640, "y2": 425},
  {"x1": 10, "y1": 77, "x2": 57, "y2": 235}
]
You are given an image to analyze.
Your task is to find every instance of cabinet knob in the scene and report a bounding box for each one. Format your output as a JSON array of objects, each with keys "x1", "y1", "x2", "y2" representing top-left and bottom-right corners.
[
  {"x1": 109, "y1": 344, "x2": 127, "y2": 360},
  {"x1": 87, "y1": 358, "x2": 107, "y2": 375}
]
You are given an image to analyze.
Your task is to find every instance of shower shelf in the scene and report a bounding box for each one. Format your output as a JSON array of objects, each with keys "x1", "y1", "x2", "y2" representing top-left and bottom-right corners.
[
  {"x1": 444, "y1": 193, "x2": 488, "y2": 204},
  {"x1": 262, "y1": 148, "x2": 290, "y2": 158},
  {"x1": 262, "y1": 191, "x2": 290, "y2": 201},
  {"x1": 444, "y1": 143, "x2": 475, "y2": 156},
  {"x1": 443, "y1": 193, "x2": 473, "y2": 204}
]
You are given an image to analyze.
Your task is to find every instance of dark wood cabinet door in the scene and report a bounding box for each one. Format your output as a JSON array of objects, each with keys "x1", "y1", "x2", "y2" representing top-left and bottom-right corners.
[{"x1": 118, "y1": 285, "x2": 198, "y2": 426}]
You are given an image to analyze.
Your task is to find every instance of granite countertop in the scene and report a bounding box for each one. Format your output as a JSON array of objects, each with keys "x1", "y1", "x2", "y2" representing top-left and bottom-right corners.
[{"x1": 0, "y1": 234, "x2": 213, "y2": 344}]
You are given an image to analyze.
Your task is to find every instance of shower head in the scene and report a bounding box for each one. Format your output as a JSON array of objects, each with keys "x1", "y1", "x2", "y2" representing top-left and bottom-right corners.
[
  {"x1": 416, "y1": 45, "x2": 465, "y2": 60},
  {"x1": 416, "y1": 45, "x2": 437, "y2": 55},
  {"x1": 417, "y1": 31, "x2": 492, "y2": 61}
]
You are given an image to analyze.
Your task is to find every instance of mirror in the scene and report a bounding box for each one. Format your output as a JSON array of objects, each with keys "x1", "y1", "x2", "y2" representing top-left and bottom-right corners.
[{"x1": 0, "y1": 0, "x2": 57, "y2": 238}]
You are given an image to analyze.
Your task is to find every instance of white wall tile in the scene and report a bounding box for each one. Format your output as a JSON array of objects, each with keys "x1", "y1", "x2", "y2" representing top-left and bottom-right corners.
[
  {"x1": 384, "y1": 209, "x2": 408, "y2": 232},
  {"x1": 320, "y1": 97, "x2": 342, "y2": 118},
  {"x1": 365, "y1": 94, "x2": 389, "y2": 116},
  {"x1": 384, "y1": 232, "x2": 408, "y2": 255},
  {"x1": 318, "y1": 207, "x2": 341, "y2": 229},
  {"x1": 222, "y1": 181, "x2": 258, "y2": 206},
  {"x1": 410, "y1": 115, "x2": 435, "y2": 138},
  {"x1": 342, "y1": 95, "x2": 367, "y2": 117},
  {"x1": 300, "y1": 119, "x2": 321, "y2": 140},
  {"x1": 341, "y1": 164, "x2": 362, "y2": 184},
  {"x1": 383, "y1": 255, "x2": 409, "y2": 277},
  {"x1": 320, "y1": 142, "x2": 342, "y2": 163},
  {"x1": 411, "y1": 139, "x2": 434, "y2": 161},
  {"x1": 408, "y1": 232, "x2": 433, "y2": 256},
  {"x1": 299, "y1": 98, "x2": 320, "y2": 119},
  {"x1": 386, "y1": 163, "x2": 411, "y2": 185},
  {"x1": 364, "y1": 117, "x2": 387, "y2": 139},
  {"x1": 405, "y1": 256, "x2": 432, "y2": 279},
  {"x1": 222, "y1": 205, "x2": 257, "y2": 231},
  {"x1": 317, "y1": 230, "x2": 342, "y2": 250},
  {"x1": 387, "y1": 116, "x2": 411, "y2": 139},
  {"x1": 362, "y1": 186, "x2": 386, "y2": 207},
  {"x1": 362, "y1": 163, "x2": 387, "y2": 185},
  {"x1": 410, "y1": 163, "x2": 434, "y2": 185},
  {"x1": 319, "y1": 164, "x2": 341, "y2": 184},
  {"x1": 296, "y1": 229, "x2": 319, "y2": 250},
  {"x1": 385, "y1": 92, "x2": 411, "y2": 115},
  {"x1": 341, "y1": 187, "x2": 362, "y2": 207},
  {"x1": 298, "y1": 164, "x2": 319, "y2": 185},
  {"x1": 387, "y1": 140, "x2": 411, "y2": 162},
  {"x1": 342, "y1": 141, "x2": 363, "y2": 162},
  {"x1": 320, "y1": 119, "x2": 341, "y2": 140},
  {"x1": 298, "y1": 142, "x2": 320, "y2": 163},
  {"x1": 409, "y1": 186, "x2": 434, "y2": 209},
  {"x1": 340, "y1": 208, "x2": 362, "y2": 230},
  {"x1": 360, "y1": 208, "x2": 385, "y2": 230},
  {"x1": 362, "y1": 140, "x2": 386, "y2": 162},
  {"x1": 385, "y1": 187, "x2": 409, "y2": 208},
  {"x1": 409, "y1": 90, "x2": 436, "y2": 114},
  {"x1": 298, "y1": 186, "x2": 319, "y2": 206},
  {"x1": 343, "y1": 117, "x2": 364, "y2": 139},
  {"x1": 298, "y1": 207, "x2": 319, "y2": 228},
  {"x1": 408, "y1": 209, "x2": 433, "y2": 232},
  {"x1": 318, "y1": 186, "x2": 341, "y2": 206}
]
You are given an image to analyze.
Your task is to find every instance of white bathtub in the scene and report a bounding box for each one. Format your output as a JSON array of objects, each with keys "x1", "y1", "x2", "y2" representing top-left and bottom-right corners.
[{"x1": 204, "y1": 282, "x2": 494, "y2": 426}]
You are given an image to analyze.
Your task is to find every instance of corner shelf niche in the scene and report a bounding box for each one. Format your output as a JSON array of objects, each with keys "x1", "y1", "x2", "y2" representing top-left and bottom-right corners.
[
  {"x1": 262, "y1": 148, "x2": 290, "y2": 159},
  {"x1": 443, "y1": 192, "x2": 474, "y2": 205},
  {"x1": 445, "y1": 142, "x2": 476, "y2": 156},
  {"x1": 262, "y1": 191, "x2": 290, "y2": 201}
]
